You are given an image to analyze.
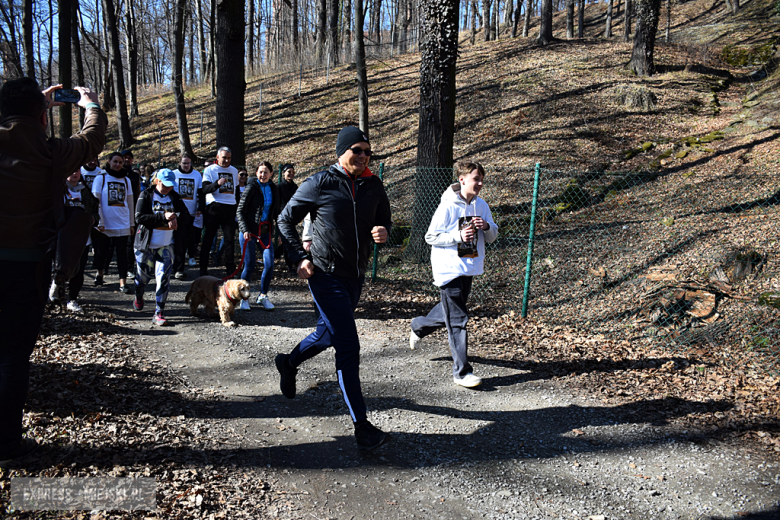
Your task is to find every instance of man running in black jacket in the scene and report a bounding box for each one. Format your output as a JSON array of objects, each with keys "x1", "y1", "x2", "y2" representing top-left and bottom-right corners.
[{"x1": 276, "y1": 127, "x2": 392, "y2": 451}]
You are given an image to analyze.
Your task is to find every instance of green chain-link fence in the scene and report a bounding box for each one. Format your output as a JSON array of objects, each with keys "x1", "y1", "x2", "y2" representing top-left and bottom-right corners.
[{"x1": 374, "y1": 164, "x2": 780, "y2": 374}]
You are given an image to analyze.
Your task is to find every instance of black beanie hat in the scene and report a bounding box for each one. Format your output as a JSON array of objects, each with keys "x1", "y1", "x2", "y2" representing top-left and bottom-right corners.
[
  {"x1": 280, "y1": 163, "x2": 294, "y2": 174},
  {"x1": 336, "y1": 126, "x2": 369, "y2": 158}
]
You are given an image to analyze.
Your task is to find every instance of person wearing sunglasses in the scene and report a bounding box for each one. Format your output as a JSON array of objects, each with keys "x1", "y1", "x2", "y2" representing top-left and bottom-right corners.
[{"x1": 276, "y1": 126, "x2": 393, "y2": 452}]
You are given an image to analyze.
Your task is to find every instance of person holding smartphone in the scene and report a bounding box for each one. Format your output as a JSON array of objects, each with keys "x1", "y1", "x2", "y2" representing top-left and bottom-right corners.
[
  {"x1": 409, "y1": 161, "x2": 499, "y2": 388},
  {"x1": 133, "y1": 169, "x2": 189, "y2": 326}
]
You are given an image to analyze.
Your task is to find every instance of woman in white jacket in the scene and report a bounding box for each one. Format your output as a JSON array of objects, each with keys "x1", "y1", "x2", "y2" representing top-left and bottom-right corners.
[{"x1": 409, "y1": 161, "x2": 498, "y2": 388}]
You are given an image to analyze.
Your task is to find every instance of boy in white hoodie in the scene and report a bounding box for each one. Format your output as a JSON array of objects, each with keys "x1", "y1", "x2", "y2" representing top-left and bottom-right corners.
[{"x1": 409, "y1": 161, "x2": 499, "y2": 388}]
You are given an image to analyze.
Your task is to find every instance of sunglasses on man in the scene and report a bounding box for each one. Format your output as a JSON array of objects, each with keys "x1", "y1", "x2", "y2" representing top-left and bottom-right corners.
[{"x1": 349, "y1": 146, "x2": 372, "y2": 157}]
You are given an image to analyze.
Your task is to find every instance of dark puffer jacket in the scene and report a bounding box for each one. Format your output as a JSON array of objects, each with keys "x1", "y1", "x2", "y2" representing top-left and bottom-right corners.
[
  {"x1": 237, "y1": 178, "x2": 281, "y2": 236},
  {"x1": 278, "y1": 163, "x2": 392, "y2": 279},
  {"x1": 133, "y1": 186, "x2": 190, "y2": 252}
]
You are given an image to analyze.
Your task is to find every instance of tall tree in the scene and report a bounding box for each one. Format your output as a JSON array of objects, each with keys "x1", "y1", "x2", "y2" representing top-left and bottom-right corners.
[
  {"x1": 482, "y1": 0, "x2": 490, "y2": 41},
  {"x1": 315, "y1": 0, "x2": 326, "y2": 64},
  {"x1": 0, "y1": 1, "x2": 24, "y2": 77},
  {"x1": 328, "y1": 0, "x2": 339, "y2": 65},
  {"x1": 126, "y1": 0, "x2": 138, "y2": 117},
  {"x1": 411, "y1": 0, "x2": 460, "y2": 260},
  {"x1": 215, "y1": 0, "x2": 245, "y2": 165},
  {"x1": 623, "y1": 0, "x2": 632, "y2": 42},
  {"x1": 196, "y1": 0, "x2": 207, "y2": 80},
  {"x1": 354, "y1": 0, "x2": 368, "y2": 132},
  {"x1": 605, "y1": 0, "x2": 614, "y2": 37},
  {"x1": 103, "y1": 0, "x2": 134, "y2": 147},
  {"x1": 577, "y1": 0, "x2": 584, "y2": 38},
  {"x1": 522, "y1": 0, "x2": 533, "y2": 37},
  {"x1": 173, "y1": 0, "x2": 195, "y2": 158},
  {"x1": 537, "y1": 0, "x2": 553, "y2": 44},
  {"x1": 59, "y1": 0, "x2": 72, "y2": 139},
  {"x1": 22, "y1": 0, "x2": 34, "y2": 77},
  {"x1": 72, "y1": 0, "x2": 85, "y2": 127},
  {"x1": 511, "y1": 0, "x2": 521, "y2": 37},
  {"x1": 628, "y1": 0, "x2": 661, "y2": 76},
  {"x1": 247, "y1": 0, "x2": 254, "y2": 74},
  {"x1": 566, "y1": 0, "x2": 574, "y2": 38}
]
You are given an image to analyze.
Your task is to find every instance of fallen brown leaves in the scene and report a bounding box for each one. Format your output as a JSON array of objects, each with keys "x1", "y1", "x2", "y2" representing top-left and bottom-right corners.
[{"x1": 0, "y1": 307, "x2": 281, "y2": 519}]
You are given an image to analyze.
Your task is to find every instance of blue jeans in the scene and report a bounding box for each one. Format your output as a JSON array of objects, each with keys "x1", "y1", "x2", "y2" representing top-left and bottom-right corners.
[
  {"x1": 289, "y1": 272, "x2": 366, "y2": 423},
  {"x1": 0, "y1": 259, "x2": 48, "y2": 457},
  {"x1": 239, "y1": 231, "x2": 274, "y2": 294},
  {"x1": 134, "y1": 245, "x2": 174, "y2": 313}
]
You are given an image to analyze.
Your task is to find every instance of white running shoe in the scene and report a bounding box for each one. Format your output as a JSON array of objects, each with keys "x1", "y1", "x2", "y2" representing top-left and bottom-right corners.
[
  {"x1": 239, "y1": 299, "x2": 250, "y2": 311},
  {"x1": 409, "y1": 330, "x2": 422, "y2": 350},
  {"x1": 66, "y1": 301, "x2": 83, "y2": 313},
  {"x1": 257, "y1": 295, "x2": 275, "y2": 310},
  {"x1": 454, "y1": 373, "x2": 482, "y2": 388},
  {"x1": 188, "y1": 258, "x2": 197, "y2": 266}
]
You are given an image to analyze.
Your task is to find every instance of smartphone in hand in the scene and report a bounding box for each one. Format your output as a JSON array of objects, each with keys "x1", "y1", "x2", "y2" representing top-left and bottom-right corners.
[{"x1": 54, "y1": 89, "x2": 81, "y2": 103}]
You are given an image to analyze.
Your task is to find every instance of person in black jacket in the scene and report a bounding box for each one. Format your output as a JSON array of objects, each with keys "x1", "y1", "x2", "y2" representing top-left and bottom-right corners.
[
  {"x1": 276, "y1": 126, "x2": 392, "y2": 452},
  {"x1": 275, "y1": 163, "x2": 298, "y2": 273},
  {"x1": 47, "y1": 168, "x2": 101, "y2": 313},
  {"x1": 237, "y1": 161, "x2": 281, "y2": 311},
  {"x1": 132, "y1": 169, "x2": 189, "y2": 326}
]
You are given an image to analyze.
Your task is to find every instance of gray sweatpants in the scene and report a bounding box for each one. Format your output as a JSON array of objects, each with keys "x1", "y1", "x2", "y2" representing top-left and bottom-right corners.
[{"x1": 411, "y1": 276, "x2": 473, "y2": 380}]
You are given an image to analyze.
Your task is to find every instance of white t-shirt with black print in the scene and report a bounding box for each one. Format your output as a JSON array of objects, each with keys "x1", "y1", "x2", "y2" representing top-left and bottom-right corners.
[
  {"x1": 80, "y1": 166, "x2": 104, "y2": 192},
  {"x1": 203, "y1": 164, "x2": 238, "y2": 206},
  {"x1": 172, "y1": 168, "x2": 203, "y2": 228},
  {"x1": 149, "y1": 191, "x2": 175, "y2": 249},
  {"x1": 92, "y1": 173, "x2": 134, "y2": 236}
]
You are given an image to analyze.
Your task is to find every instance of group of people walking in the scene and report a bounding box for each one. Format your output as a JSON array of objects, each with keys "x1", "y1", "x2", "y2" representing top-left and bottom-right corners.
[
  {"x1": 48, "y1": 146, "x2": 299, "y2": 325},
  {"x1": 0, "y1": 76, "x2": 496, "y2": 466}
]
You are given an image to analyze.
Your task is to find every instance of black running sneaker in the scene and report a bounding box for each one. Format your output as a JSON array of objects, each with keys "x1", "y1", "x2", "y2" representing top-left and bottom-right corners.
[
  {"x1": 275, "y1": 353, "x2": 298, "y2": 399},
  {"x1": 354, "y1": 420, "x2": 390, "y2": 451}
]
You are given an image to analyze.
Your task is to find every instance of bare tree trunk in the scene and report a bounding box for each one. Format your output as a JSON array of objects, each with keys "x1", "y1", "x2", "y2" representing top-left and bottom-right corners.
[
  {"x1": 371, "y1": 0, "x2": 382, "y2": 46},
  {"x1": 492, "y1": 0, "x2": 499, "y2": 39},
  {"x1": 482, "y1": 0, "x2": 491, "y2": 41},
  {"x1": 605, "y1": 0, "x2": 614, "y2": 37},
  {"x1": 58, "y1": 0, "x2": 72, "y2": 139},
  {"x1": 523, "y1": 0, "x2": 533, "y2": 37},
  {"x1": 196, "y1": 0, "x2": 206, "y2": 81},
  {"x1": 0, "y1": 0, "x2": 24, "y2": 77},
  {"x1": 173, "y1": 0, "x2": 195, "y2": 159},
  {"x1": 210, "y1": 0, "x2": 216, "y2": 97},
  {"x1": 22, "y1": 0, "x2": 34, "y2": 77},
  {"x1": 103, "y1": 0, "x2": 134, "y2": 147},
  {"x1": 628, "y1": 0, "x2": 661, "y2": 76},
  {"x1": 665, "y1": 0, "x2": 670, "y2": 42},
  {"x1": 354, "y1": 0, "x2": 369, "y2": 132},
  {"x1": 343, "y1": 0, "x2": 352, "y2": 60},
  {"x1": 126, "y1": 0, "x2": 138, "y2": 118},
  {"x1": 328, "y1": 0, "x2": 339, "y2": 64},
  {"x1": 247, "y1": 0, "x2": 255, "y2": 75},
  {"x1": 623, "y1": 0, "x2": 632, "y2": 42},
  {"x1": 72, "y1": 0, "x2": 85, "y2": 127},
  {"x1": 215, "y1": 0, "x2": 245, "y2": 164},
  {"x1": 292, "y1": 0, "x2": 300, "y2": 56},
  {"x1": 413, "y1": 0, "x2": 460, "y2": 262},
  {"x1": 315, "y1": 0, "x2": 326, "y2": 64},
  {"x1": 538, "y1": 0, "x2": 554, "y2": 44},
  {"x1": 577, "y1": 0, "x2": 584, "y2": 37},
  {"x1": 470, "y1": 0, "x2": 477, "y2": 43},
  {"x1": 512, "y1": 0, "x2": 521, "y2": 36},
  {"x1": 566, "y1": 0, "x2": 574, "y2": 38},
  {"x1": 732, "y1": 0, "x2": 739, "y2": 14}
]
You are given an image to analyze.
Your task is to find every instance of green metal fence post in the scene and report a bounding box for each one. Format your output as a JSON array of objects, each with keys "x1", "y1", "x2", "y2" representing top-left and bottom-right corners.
[
  {"x1": 521, "y1": 163, "x2": 541, "y2": 318},
  {"x1": 371, "y1": 162, "x2": 385, "y2": 282}
]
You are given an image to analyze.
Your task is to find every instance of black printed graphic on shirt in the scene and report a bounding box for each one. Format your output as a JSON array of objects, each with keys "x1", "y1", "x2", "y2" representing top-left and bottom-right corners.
[
  {"x1": 178, "y1": 178, "x2": 195, "y2": 200},
  {"x1": 107, "y1": 182, "x2": 126, "y2": 206},
  {"x1": 218, "y1": 173, "x2": 234, "y2": 194},
  {"x1": 153, "y1": 199, "x2": 175, "y2": 230},
  {"x1": 83, "y1": 173, "x2": 97, "y2": 190}
]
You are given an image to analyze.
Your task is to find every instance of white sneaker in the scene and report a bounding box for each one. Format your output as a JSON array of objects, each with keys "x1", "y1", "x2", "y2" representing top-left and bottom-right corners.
[
  {"x1": 409, "y1": 330, "x2": 422, "y2": 350},
  {"x1": 188, "y1": 258, "x2": 197, "y2": 266},
  {"x1": 48, "y1": 282, "x2": 61, "y2": 303},
  {"x1": 257, "y1": 295, "x2": 275, "y2": 310},
  {"x1": 454, "y1": 373, "x2": 482, "y2": 388},
  {"x1": 66, "y1": 300, "x2": 83, "y2": 313},
  {"x1": 239, "y1": 299, "x2": 250, "y2": 311}
]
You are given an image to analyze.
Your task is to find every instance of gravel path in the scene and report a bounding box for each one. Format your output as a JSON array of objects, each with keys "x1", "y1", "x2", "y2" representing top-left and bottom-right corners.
[{"x1": 86, "y1": 269, "x2": 780, "y2": 520}]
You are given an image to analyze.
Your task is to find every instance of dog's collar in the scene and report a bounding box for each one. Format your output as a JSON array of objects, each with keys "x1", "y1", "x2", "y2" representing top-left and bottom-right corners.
[{"x1": 223, "y1": 284, "x2": 240, "y2": 305}]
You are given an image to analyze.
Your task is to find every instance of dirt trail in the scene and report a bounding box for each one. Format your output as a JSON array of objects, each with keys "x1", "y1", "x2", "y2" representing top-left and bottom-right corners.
[{"x1": 84, "y1": 271, "x2": 780, "y2": 520}]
